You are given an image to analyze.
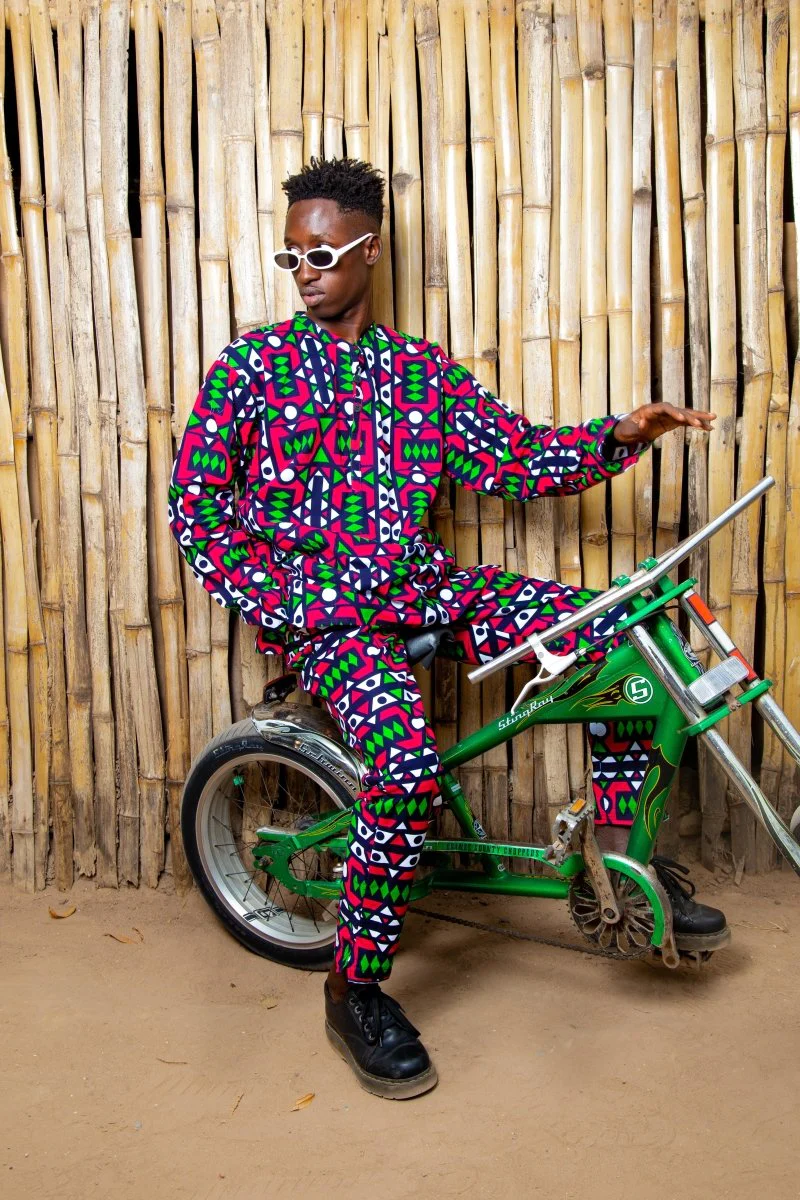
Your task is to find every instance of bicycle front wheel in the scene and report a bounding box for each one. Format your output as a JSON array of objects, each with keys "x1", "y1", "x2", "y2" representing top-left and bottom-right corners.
[{"x1": 181, "y1": 719, "x2": 355, "y2": 969}]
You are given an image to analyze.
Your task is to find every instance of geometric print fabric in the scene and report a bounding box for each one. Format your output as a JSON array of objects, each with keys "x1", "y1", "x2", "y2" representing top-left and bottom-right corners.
[
  {"x1": 287, "y1": 571, "x2": 648, "y2": 984},
  {"x1": 169, "y1": 311, "x2": 646, "y2": 652}
]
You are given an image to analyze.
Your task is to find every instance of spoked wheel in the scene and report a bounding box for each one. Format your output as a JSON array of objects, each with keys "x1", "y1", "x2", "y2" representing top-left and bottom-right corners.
[
  {"x1": 569, "y1": 870, "x2": 657, "y2": 959},
  {"x1": 181, "y1": 720, "x2": 355, "y2": 969}
]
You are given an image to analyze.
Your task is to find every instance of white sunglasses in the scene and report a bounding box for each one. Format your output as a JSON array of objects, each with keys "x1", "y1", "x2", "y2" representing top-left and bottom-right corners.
[{"x1": 272, "y1": 232, "x2": 373, "y2": 273}]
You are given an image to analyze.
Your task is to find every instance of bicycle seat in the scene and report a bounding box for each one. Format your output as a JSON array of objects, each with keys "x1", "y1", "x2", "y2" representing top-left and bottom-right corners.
[
  {"x1": 399, "y1": 623, "x2": 456, "y2": 669},
  {"x1": 261, "y1": 624, "x2": 456, "y2": 705}
]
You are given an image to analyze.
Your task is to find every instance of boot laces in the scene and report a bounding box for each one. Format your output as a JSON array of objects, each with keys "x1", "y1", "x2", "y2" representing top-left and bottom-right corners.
[
  {"x1": 651, "y1": 855, "x2": 697, "y2": 900},
  {"x1": 349, "y1": 985, "x2": 419, "y2": 1046}
]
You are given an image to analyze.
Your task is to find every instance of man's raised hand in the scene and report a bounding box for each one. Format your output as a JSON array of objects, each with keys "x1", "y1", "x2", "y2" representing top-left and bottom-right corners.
[{"x1": 612, "y1": 403, "x2": 716, "y2": 445}]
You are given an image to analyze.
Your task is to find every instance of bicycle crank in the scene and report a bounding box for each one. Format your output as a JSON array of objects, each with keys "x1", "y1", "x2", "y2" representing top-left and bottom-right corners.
[{"x1": 569, "y1": 861, "x2": 680, "y2": 967}]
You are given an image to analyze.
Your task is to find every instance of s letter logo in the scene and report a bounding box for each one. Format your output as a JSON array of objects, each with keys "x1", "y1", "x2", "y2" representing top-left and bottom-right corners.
[{"x1": 623, "y1": 675, "x2": 654, "y2": 705}]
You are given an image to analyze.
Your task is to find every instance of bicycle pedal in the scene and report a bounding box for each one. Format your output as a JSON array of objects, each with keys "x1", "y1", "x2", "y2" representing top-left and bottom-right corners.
[{"x1": 548, "y1": 796, "x2": 593, "y2": 863}]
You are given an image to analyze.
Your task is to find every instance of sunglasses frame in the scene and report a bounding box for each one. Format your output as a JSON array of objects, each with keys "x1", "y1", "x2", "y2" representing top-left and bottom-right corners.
[{"x1": 272, "y1": 231, "x2": 374, "y2": 273}]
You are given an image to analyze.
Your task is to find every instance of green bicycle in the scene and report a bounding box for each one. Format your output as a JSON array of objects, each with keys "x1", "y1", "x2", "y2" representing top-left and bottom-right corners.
[{"x1": 181, "y1": 475, "x2": 800, "y2": 972}]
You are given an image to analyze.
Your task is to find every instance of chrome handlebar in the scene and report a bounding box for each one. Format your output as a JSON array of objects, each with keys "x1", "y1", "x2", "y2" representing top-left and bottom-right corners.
[{"x1": 467, "y1": 475, "x2": 775, "y2": 685}]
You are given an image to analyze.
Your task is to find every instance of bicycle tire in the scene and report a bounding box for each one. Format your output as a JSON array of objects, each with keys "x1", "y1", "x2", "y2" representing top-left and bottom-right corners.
[{"x1": 181, "y1": 718, "x2": 355, "y2": 969}]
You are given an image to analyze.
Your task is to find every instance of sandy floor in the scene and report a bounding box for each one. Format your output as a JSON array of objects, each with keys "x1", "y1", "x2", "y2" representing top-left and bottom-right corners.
[{"x1": 2, "y1": 865, "x2": 799, "y2": 1200}]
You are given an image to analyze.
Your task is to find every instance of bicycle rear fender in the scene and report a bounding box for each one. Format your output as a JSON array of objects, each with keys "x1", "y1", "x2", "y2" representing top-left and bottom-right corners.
[{"x1": 250, "y1": 701, "x2": 362, "y2": 800}]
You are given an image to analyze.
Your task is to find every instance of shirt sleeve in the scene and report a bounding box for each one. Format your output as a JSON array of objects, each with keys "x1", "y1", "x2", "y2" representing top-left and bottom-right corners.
[
  {"x1": 436, "y1": 347, "x2": 647, "y2": 502},
  {"x1": 168, "y1": 348, "x2": 287, "y2": 630}
]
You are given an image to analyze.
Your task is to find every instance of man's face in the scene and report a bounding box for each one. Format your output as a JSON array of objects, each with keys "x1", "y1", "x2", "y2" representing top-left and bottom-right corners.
[{"x1": 283, "y1": 198, "x2": 381, "y2": 322}]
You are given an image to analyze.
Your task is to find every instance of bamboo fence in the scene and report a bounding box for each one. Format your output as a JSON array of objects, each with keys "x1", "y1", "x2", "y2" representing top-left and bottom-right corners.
[{"x1": 0, "y1": 0, "x2": 798, "y2": 891}]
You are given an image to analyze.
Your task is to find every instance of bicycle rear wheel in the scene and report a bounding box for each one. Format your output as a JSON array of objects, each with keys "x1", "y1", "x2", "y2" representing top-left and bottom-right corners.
[{"x1": 181, "y1": 719, "x2": 355, "y2": 969}]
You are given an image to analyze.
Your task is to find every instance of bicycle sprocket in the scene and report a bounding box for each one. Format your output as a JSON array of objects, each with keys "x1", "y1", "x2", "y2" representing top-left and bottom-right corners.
[{"x1": 568, "y1": 869, "x2": 657, "y2": 959}]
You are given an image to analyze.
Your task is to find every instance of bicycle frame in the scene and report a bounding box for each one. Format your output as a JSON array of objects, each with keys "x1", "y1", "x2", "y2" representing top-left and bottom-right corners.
[{"x1": 254, "y1": 476, "x2": 800, "y2": 954}]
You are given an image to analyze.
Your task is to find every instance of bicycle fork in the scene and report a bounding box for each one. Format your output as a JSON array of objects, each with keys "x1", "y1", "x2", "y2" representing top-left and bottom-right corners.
[{"x1": 627, "y1": 602, "x2": 800, "y2": 876}]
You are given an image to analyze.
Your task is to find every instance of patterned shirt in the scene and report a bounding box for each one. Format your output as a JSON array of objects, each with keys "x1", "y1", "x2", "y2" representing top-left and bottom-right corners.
[{"x1": 169, "y1": 311, "x2": 645, "y2": 654}]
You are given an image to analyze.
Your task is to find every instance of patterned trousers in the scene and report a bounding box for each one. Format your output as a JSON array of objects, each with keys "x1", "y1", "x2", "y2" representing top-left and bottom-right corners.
[{"x1": 286, "y1": 568, "x2": 651, "y2": 984}]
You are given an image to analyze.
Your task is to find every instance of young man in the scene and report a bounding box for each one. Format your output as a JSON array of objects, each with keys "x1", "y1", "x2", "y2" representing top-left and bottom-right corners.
[{"x1": 170, "y1": 158, "x2": 724, "y2": 1099}]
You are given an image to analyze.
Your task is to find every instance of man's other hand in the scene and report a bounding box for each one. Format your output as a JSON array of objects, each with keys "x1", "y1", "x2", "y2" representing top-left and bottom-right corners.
[{"x1": 613, "y1": 403, "x2": 716, "y2": 445}]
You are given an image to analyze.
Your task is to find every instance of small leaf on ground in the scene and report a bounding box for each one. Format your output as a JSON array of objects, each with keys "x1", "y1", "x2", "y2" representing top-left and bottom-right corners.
[
  {"x1": 290, "y1": 1092, "x2": 315, "y2": 1112},
  {"x1": 260, "y1": 995, "x2": 279, "y2": 1009},
  {"x1": 48, "y1": 904, "x2": 76, "y2": 919},
  {"x1": 104, "y1": 929, "x2": 144, "y2": 944}
]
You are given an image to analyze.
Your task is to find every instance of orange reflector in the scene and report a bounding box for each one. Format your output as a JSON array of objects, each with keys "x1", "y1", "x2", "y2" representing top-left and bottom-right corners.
[{"x1": 687, "y1": 592, "x2": 716, "y2": 626}]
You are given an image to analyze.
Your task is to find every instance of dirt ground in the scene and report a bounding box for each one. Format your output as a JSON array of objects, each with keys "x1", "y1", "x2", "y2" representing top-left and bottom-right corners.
[{"x1": 2, "y1": 864, "x2": 799, "y2": 1200}]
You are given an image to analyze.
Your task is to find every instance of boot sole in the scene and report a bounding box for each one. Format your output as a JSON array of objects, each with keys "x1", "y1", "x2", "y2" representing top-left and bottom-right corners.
[
  {"x1": 325, "y1": 1022, "x2": 439, "y2": 1100},
  {"x1": 674, "y1": 924, "x2": 731, "y2": 952}
]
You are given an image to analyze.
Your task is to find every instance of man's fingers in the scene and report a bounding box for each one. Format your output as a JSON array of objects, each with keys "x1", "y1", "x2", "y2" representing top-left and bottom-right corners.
[{"x1": 665, "y1": 408, "x2": 716, "y2": 429}]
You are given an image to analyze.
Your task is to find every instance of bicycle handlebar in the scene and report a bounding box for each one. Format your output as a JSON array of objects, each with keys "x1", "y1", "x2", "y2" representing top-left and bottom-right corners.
[{"x1": 467, "y1": 474, "x2": 775, "y2": 685}]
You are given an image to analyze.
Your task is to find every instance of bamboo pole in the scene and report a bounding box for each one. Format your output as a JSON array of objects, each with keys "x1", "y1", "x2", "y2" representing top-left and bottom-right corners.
[
  {"x1": 676, "y1": 0, "x2": 712, "y2": 849},
  {"x1": 555, "y1": 0, "x2": 587, "y2": 796},
  {"x1": 57, "y1": 0, "x2": 118, "y2": 885},
  {"x1": 464, "y1": 1, "x2": 505, "y2": 837},
  {"x1": 221, "y1": 0, "x2": 269, "y2": 331},
  {"x1": 324, "y1": 0, "x2": 344, "y2": 158},
  {"x1": 549, "y1": 35, "x2": 561, "y2": 425},
  {"x1": 85, "y1": 0, "x2": 139, "y2": 884},
  {"x1": 388, "y1": 0, "x2": 423, "y2": 335},
  {"x1": 605, "y1": 0, "x2": 635, "y2": 579},
  {"x1": 344, "y1": 0, "x2": 369, "y2": 159},
  {"x1": 9, "y1": 0, "x2": 72, "y2": 888},
  {"x1": 515, "y1": 0, "x2": 567, "y2": 845},
  {"x1": 0, "y1": 357, "x2": 21, "y2": 880},
  {"x1": 702, "y1": 0, "x2": 737, "y2": 866},
  {"x1": 368, "y1": 0, "x2": 393, "y2": 324},
  {"x1": 101, "y1": 0, "x2": 166, "y2": 887},
  {"x1": 632, "y1": 0, "x2": 654, "y2": 564},
  {"x1": 0, "y1": 0, "x2": 46, "y2": 891},
  {"x1": 193, "y1": 0, "x2": 233, "y2": 738},
  {"x1": 31, "y1": 0, "x2": 97, "y2": 878},
  {"x1": 252, "y1": 0, "x2": 276, "y2": 321},
  {"x1": 417, "y1": 0, "x2": 453, "y2": 753},
  {"x1": 438, "y1": 0, "x2": 481, "y2": 833},
  {"x1": 138, "y1": 0, "x2": 192, "y2": 892},
  {"x1": 0, "y1": 3, "x2": 29, "y2": 877},
  {"x1": 554, "y1": 0, "x2": 583, "y2": 594},
  {"x1": 677, "y1": 0, "x2": 711, "y2": 637},
  {"x1": 414, "y1": 0, "x2": 447, "y2": 725},
  {"x1": 577, "y1": 0, "x2": 609, "y2": 590},
  {"x1": 415, "y1": 0, "x2": 448, "y2": 346},
  {"x1": 269, "y1": 0, "x2": 304, "y2": 324},
  {"x1": 492, "y1": 0, "x2": 529, "y2": 848},
  {"x1": 762, "y1": 0, "x2": 789, "y2": 831},
  {"x1": 166, "y1": 0, "x2": 212, "y2": 765},
  {"x1": 785, "y1": 0, "x2": 800, "y2": 820},
  {"x1": 653, "y1": 0, "x2": 686, "y2": 556},
  {"x1": 135, "y1": 0, "x2": 188, "y2": 886},
  {"x1": 220, "y1": 0, "x2": 269, "y2": 711},
  {"x1": 456, "y1": 0, "x2": 502, "y2": 839},
  {"x1": 303, "y1": 0, "x2": 323, "y2": 159},
  {"x1": 730, "y1": 0, "x2": 772, "y2": 872}
]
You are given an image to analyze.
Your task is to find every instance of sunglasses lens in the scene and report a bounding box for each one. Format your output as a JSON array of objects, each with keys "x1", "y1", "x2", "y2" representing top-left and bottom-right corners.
[
  {"x1": 306, "y1": 248, "x2": 337, "y2": 269},
  {"x1": 274, "y1": 250, "x2": 300, "y2": 271}
]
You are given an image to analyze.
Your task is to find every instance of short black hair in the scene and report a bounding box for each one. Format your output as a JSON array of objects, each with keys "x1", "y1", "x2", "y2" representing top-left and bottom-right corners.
[{"x1": 282, "y1": 157, "x2": 385, "y2": 226}]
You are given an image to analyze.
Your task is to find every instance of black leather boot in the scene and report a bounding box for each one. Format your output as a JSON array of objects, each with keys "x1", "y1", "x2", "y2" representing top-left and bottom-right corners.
[
  {"x1": 325, "y1": 982, "x2": 438, "y2": 1099},
  {"x1": 651, "y1": 855, "x2": 730, "y2": 949}
]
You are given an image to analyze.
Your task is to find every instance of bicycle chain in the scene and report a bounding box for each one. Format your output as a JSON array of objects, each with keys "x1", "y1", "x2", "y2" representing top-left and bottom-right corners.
[{"x1": 409, "y1": 903, "x2": 632, "y2": 961}]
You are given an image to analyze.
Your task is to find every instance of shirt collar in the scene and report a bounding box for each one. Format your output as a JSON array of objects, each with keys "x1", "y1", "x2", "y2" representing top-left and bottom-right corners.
[
  {"x1": 292, "y1": 312, "x2": 377, "y2": 408},
  {"x1": 293, "y1": 310, "x2": 377, "y2": 352}
]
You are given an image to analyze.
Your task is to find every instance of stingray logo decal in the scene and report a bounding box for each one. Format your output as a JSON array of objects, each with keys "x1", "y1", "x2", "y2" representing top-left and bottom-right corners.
[
  {"x1": 498, "y1": 693, "x2": 554, "y2": 730},
  {"x1": 623, "y1": 675, "x2": 654, "y2": 705}
]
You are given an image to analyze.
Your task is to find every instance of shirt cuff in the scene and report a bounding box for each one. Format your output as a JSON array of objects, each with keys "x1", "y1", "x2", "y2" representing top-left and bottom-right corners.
[{"x1": 601, "y1": 416, "x2": 648, "y2": 464}]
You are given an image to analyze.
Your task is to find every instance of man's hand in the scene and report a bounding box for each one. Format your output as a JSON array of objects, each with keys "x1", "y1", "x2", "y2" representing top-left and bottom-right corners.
[{"x1": 612, "y1": 402, "x2": 716, "y2": 445}]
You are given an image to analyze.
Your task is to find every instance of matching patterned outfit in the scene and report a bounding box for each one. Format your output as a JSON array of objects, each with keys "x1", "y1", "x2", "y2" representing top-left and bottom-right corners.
[{"x1": 169, "y1": 311, "x2": 649, "y2": 983}]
